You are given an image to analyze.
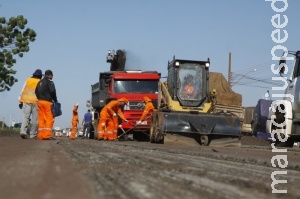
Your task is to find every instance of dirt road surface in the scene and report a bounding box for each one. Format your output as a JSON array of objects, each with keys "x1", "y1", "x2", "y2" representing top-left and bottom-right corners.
[{"x1": 1, "y1": 131, "x2": 300, "y2": 199}]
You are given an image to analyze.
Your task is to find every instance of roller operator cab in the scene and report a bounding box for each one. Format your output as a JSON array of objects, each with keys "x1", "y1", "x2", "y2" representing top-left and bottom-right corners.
[
  {"x1": 149, "y1": 56, "x2": 242, "y2": 146},
  {"x1": 165, "y1": 57, "x2": 211, "y2": 109},
  {"x1": 266, "y1": 50, "x2": 300, "y2": 147}
]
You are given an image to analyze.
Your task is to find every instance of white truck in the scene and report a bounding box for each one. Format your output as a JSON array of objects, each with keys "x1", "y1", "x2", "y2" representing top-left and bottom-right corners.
[{"x1": 266, "y1": 50, "x2": 300, "y2": 147}]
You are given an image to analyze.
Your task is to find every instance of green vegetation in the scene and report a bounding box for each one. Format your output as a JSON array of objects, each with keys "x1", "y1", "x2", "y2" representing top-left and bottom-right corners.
[{"x1": 0, "y1": 15, "x2": 37, "y2": 92}]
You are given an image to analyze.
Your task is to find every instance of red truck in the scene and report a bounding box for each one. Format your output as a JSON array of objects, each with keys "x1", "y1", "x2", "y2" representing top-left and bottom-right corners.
[{"x1": 89, "y1": 50, "x2": 161, "y2": 140}]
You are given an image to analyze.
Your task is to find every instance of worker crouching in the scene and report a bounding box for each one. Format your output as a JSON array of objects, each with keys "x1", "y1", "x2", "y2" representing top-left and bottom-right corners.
[
  {"x1": 137, "y1": 96, "x2": 156, "y2": 125},
  {"x1": 97, "y1": 97, "x2": 129, "y2": 141}
]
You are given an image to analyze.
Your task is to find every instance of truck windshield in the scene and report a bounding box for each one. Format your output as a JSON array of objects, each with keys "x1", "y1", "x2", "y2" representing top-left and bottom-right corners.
[
  {"x1": 114, "y1": 80, "x2": 159, "y2": 93},
  {"x1": 178, "y1": 63, "x2": 206, "y2": 101}
]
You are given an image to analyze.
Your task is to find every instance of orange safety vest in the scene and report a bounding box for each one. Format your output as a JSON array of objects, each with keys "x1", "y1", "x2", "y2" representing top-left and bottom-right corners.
[{"x1": 19, "y1": 77, "x2": 40, "y2": 104}]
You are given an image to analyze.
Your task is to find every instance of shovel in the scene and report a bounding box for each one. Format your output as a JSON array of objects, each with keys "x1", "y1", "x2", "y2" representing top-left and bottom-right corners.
[{"x1": 117, "y1": 114, "x2": 153, "y2": 139}]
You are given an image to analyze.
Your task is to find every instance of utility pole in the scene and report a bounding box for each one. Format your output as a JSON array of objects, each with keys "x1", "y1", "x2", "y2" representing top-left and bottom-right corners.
[{"x1": 228, "y1": 52, "x2": 232, "y2": 87}]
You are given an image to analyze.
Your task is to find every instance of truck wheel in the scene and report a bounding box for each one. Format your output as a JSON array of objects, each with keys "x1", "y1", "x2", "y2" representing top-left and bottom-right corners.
[
  {"x1": 157, "y1": 136, "x2": 164, "y2": 144},
  {"x1": 275, "y1": 137, "x2": 294, "y2": 148},
  {"x1": 150, "y1": 127, "x2": 164, "y2": 144},
  {"x1": 286, "y1": 138, "x2": 295, "y2": 147},
  {"x1": 149, "y1": 113, "x2": 157, "y2": 143},
  {"x1": 149, "y1": 124, "x2": 155, "y2": 143},
  {"x1": 93, "y1": 120, "x2": 98, "y2": 140},
  {"x1": 149, "y1": 113, "x2": 164, "y2": 144},
  {"x1": 200, "y1": 135, "x2": 211, "y2": 146}
]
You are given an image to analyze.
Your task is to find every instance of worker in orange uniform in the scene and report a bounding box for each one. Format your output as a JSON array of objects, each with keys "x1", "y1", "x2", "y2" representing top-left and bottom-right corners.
[
  {"x1": 183, "y1": 82, "x2": 197, "y2": 98},
  {"x1": 35, "y1": 70, "x2": 58, "y2": 140},
  {"x1": 70, "y1": 103, "x2": 79, "y2": 139},
  {"x1": 136, "y1": 96, "x2": 156, "y2": 125},
  {"x1": 185, "y1": 83, "x2": 194, "y2": 94},
  {"x1": 98, "y1": 97, "x2": 129, "y2": 141}
]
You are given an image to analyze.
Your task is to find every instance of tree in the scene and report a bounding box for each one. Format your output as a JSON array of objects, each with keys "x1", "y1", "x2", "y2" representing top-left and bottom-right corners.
[{"x1": 0, "y1": 15, "x2": 37, "y2": 92}]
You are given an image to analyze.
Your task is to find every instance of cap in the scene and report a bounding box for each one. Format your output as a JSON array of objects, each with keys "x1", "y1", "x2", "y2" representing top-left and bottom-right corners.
[
  {"x1": 118, "y1": 97, "x2": 129, "y2": 105},
  {"x1": 32, "y1": 69, "x2": 43, "y2": 76}
]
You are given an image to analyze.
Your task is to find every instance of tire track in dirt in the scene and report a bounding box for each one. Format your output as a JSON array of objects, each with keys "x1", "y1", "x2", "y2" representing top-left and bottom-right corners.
[{"x1": 59, "y1": 138, "x2": 300, "y2": 199}]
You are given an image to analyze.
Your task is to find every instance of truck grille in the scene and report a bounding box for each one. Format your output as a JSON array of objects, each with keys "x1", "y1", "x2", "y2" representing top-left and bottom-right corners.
[{"x1": 125, "y1": 101, "x2": 145, "y2": 110}]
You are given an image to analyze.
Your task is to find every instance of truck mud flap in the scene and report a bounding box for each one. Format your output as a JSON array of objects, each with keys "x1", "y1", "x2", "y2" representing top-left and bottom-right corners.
[{"x1": 158, "y1": 112, "x2": 241, "y2": 137}]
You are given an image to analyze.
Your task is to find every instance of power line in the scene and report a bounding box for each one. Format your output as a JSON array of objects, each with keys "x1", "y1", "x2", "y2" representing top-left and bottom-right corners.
[{"x1": 231, "y1": 60, "x2": 293, "y2": 88}]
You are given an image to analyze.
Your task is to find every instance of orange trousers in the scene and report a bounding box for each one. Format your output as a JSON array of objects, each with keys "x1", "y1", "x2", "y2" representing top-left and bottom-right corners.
[
  {"x1": 97, "y1": 115, "x2": 118, "y2": 140},
  {"x1": 70, "y1": 120, "x2": 77, "y2": 139},
  {"x1": 37, "y1": 100, "x2": 54, "y2": 140}
]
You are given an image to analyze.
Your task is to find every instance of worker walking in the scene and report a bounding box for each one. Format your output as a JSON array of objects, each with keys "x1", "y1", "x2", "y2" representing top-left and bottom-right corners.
[
  {"x1": 35, "y1": 70, "x2": 58, "y2": 140},
  {"x1": 70, "y1": 103, "x2": 79, "y2": 140},
  {"x1": 136, "y1": 96, "x2": 156, "y2": 125},
  {"x1": 82, "y1": 109, "x2": 92, "y2": 139},
  {"x1": 97, "y1": 97, "x2": 129, "y2": 141},
  {"x1": 18, "y1": 69, "x2": 43, "y2": 139}
]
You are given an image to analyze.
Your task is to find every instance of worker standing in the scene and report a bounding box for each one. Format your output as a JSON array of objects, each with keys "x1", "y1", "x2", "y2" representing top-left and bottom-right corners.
[
  {"x1": 70, "y1": 103, "x2": 79, "y2": 140},
  {"x1": 82, "y1": 109, "x2": 92, "y2": 139},
  {"x1": 18, "y1": 69, "x2": 43, "y2": 139},
  {"x1": 136, "y1": 96, "x2": 156, "y2": 125},
  {"x1": 35, "y1": 70, "x2": 58, "y2": 140},
  {"x1": 98, "y1": 97, "x2": 129, "y2": 141}
]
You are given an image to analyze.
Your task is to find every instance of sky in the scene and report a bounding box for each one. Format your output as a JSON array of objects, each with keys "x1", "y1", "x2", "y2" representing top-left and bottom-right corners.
[{"x1": 1, "y1": 0, "x2": 299, "y2": 128}]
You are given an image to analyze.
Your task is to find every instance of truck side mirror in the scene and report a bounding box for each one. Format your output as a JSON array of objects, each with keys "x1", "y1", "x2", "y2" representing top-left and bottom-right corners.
[
  {"x1": 279, "y1": 58, "x2": 286, "y2": 75},
  {"x1": 86, "y1": 100, "x2": 91, "y2": 108}
]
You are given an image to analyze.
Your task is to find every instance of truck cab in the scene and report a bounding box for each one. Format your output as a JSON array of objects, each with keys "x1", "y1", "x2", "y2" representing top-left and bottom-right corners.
[
  {"x1": 91, "y1": 70, "x2": 161, "y2": 139},
  {"x1": 266, "y1": 50, "x2": 300, "y2": 147}
]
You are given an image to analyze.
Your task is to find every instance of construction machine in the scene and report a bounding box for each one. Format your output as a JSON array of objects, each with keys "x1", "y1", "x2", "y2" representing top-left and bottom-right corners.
[
  {"x1": 266, "y1": 50, "x2": 300, "y2": 147},
  {"x1": 149, "y1": 56, "x2": 242, "y2": 145},
  {"x1": 252, "y1": 99, "x2": 273, "y2": 139},
  {"x1": 89, "y1": 50, "x2": 160, "y2": 140}
]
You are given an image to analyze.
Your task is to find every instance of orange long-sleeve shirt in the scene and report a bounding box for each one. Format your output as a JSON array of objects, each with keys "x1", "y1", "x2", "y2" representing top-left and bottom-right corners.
[
  {"x1": 101, "y1": 100, "x2": 126, "y2": 121},
  {"x1": 139, "y1": 101, "x2": 156, "y2": 121},
  {"x1": 72, "y1": 105, "x2": 79, "y2": 122}
]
